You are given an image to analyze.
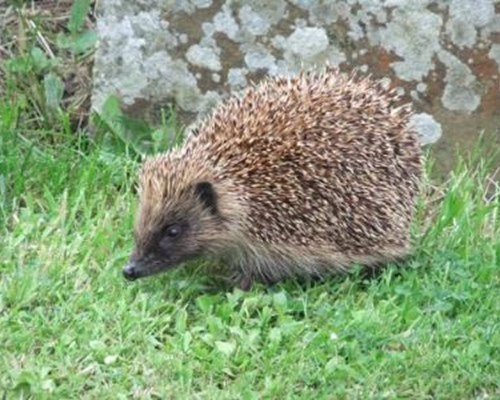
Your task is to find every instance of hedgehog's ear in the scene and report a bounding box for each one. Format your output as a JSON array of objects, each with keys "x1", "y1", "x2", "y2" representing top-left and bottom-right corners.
[{"x1": 194, "y1": 181, "x2": 218, "y2": 215}]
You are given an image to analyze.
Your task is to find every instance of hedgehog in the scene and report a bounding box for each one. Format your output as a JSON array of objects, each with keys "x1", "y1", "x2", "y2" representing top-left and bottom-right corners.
[{"x1": 122, "y1": 68, "x2": 422, "y2": 290}]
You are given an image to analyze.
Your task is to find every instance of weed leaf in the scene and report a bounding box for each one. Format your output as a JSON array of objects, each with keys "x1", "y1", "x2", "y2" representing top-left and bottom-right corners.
[
  {"x1": 68, "y1": 0, "x2": 91, "y2": 34},
  {"x1": 30, "y1": 47, "x2": 50, "y2": 72},
  {"x1": 43, "y1": 73, "x2": 64, "y2": 110},
  {"x1": 72, "y1": 30, "x2": 98, "y2": 54}
]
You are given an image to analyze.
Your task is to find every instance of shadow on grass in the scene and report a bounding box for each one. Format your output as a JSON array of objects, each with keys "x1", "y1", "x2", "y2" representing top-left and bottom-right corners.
[{"x1": 124, "y1": 253, "x2": 424, "y2": 303}]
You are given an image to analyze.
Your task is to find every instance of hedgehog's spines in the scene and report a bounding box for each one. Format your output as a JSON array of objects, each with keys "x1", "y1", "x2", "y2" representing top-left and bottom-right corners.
[{"x1": 132, "y1": 68, "x2": 422, "y2": 286}]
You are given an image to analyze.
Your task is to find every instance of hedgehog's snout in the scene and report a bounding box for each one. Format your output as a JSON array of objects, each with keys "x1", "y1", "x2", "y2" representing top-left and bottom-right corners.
[
  {"x1": 122, "y1": 263, "x2": 138, "y2": 281},
  {"x1": 122, "y1": 253, "x2": 174, "y2": 281}
]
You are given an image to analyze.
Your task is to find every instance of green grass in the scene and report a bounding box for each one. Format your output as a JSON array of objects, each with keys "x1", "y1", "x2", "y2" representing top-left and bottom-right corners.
[{"x1": 1, "y1": 92, "x2": 499, "y2": 399}]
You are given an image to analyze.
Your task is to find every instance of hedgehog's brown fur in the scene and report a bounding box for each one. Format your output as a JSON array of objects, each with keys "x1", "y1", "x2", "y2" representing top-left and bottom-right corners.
[{"x1": 124, "y1": 68, "x2": 422, "y2": 289}]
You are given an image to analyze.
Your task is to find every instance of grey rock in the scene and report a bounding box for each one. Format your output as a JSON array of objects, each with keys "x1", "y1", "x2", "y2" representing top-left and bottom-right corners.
[{"x1": 92, "y1": 0, "x2": 500, "y2": 150}]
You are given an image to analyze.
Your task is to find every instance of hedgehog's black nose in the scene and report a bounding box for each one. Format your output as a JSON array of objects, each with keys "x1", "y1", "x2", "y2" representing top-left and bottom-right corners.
[{"x1": 122, "y1": 264, "x2": 138, "y2": 281}]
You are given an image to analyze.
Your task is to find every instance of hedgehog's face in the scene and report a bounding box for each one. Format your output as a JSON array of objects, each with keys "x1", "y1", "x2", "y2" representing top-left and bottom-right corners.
[{"x1": 123, "y1": 178, "x2": 223, "y2": 281}]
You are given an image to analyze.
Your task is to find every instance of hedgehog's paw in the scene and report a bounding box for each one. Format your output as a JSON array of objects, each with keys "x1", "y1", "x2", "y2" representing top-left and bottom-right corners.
[{"x1": 226, "y1": 270, "x2": 253, "y2": 291}]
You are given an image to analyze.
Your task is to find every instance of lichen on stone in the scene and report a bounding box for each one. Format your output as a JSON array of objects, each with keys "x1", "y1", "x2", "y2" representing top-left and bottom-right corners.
[
  {"x1": 92, "y1": 0, "x2": 499, "y2": 147},
  {"x1": 227, "y1": 68, "x2": 248, "y2": 88},
  {"x1": 239, "y1": 5, "x2": 271, "y2": 36},
  {"x1": 489, "y1": 44, "x2": 500, "y2": 71},
  {"x1": 438, "y1": 50, "x2": 481, "y2": 113},
  {"x1": 186, "y1": 44, "x2": 222, "y2": 71},
  {"x1": 286, "y1": 27, "x2": 329, "y2": 59},
  {"x1": 446, "y1": 0, "x2": 495, "y2": 48},
  {"x1": 409, "y1": 113, "x2": 443, "y2": 146},
  {"x1": 374, "y1": 7, "x2": 442, "y2": 81}
]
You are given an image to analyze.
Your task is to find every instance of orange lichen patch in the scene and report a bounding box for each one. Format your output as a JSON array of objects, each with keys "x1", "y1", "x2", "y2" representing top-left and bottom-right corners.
[
  {"x1": 480, "y1": 83, "x2": 500, "y2": 114},
  {"x1": 368, "y1": 46, "x2": 400, "y2": 74},
  {"x1": 420, "y1": 55, "x2": 448, "y2": 107},
  {"x1": 348, "y1": 45, "x2": 411, "y2": 98},
  {"x1": 467, "y1": 48, "x2": 499, "y2": 80},
  {"x1": 407, "y1": 58, "x2": 443, "y2": 109},
  {"x1": 351, "y1": 45, "x2": 398, "y2": 76}
]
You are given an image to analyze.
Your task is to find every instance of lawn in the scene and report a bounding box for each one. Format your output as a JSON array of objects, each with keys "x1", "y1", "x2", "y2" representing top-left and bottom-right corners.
[
  {"x1": 1, "y1": 86, "x2": 499, "y2": 400},
  {"x1": 1, "y1": 1, "x2": 499, "y2": 398}
]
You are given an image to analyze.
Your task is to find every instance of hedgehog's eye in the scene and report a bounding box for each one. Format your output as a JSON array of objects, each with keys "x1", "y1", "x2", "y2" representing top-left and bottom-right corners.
[
  {"x1": 159, "y1": 224, "x2": 182, "y2": 250},
  {"x1": 166, "y1": 224, "x2": 181, "y2": 238}
]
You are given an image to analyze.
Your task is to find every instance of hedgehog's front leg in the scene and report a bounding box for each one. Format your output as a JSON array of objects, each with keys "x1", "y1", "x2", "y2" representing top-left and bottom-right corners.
[
  {"x1": 223, "y1": 258, "x2": 285, "y2": 290},
  {"x1": 225, "y1": 267, "x2": 254, "y2": 291},
  {"x1": 214, "y1": 259, "x2": 253, "y2": 291}
]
